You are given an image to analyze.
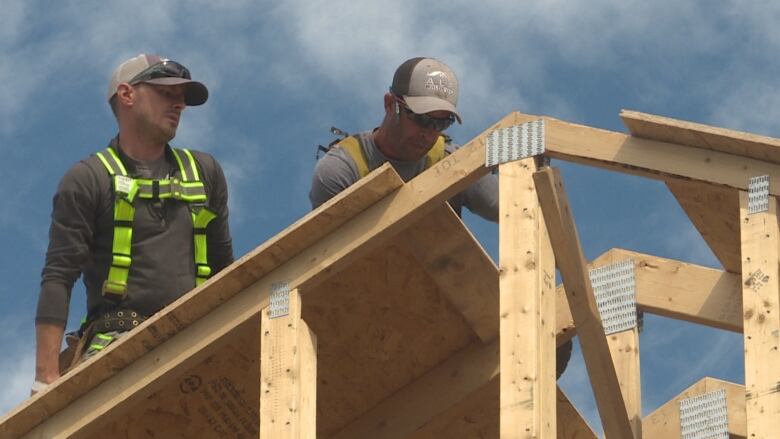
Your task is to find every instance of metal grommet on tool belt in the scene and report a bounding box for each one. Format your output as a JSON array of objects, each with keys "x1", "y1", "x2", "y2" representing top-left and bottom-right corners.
[{"x1": 93, "y1": 309, "x2": 148, "y2": 333}]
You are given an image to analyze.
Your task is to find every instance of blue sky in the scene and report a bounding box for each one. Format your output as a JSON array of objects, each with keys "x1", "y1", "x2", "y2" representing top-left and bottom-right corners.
[{"x1": 2, "y1": 0, "x2": 776, "y2": 433}]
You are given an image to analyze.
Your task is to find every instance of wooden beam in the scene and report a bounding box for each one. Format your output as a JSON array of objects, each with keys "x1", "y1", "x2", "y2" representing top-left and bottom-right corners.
[
  {"x1": 665, "y1": 179, "x2": 741, "y2": 273},
  {"x1": 402, "y1": 204, "x2": 499, "y2": 342},
  {"x1": 605, "y1": 248, "x2": 743, "y2": 333},
  {"x1": 260, "y1": 289, "x2": 316, "y2": 439},
  {"x1": 739, "y1": 192, "x2": 780, "y2": 435},
  {"x1": 8, "y1": 112, "x2": 521, "y2": 438},
  {"x1": 557, "y1": 388, "x2": 598, "y2": 439},
  {"x1": 512, "y1": 112, "x2": 780, "y2": 196},
  {"x1": 499, "y1": 158, "x2": 556, "y2": 437},
  {"x1": 533, "y1": 166, "x2": 634, "y2": 438},
  {"x1": 642, "y1": 377, "x2": 746, "y2": 439},
  {"x1": 620, "y1": 109, "x2": 780, "y2": 166},
  {"x1": 330, "y1": 338, "x2": 499, "y2": 439}
]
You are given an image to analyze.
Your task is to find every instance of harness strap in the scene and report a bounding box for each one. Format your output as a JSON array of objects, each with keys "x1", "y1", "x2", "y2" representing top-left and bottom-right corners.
[
  {"x1": 338, "y1": 135, "x2": 447, "y2": 178},
  {"x1": 94, "y1": 146, "x2": 216, "y2": 302}
]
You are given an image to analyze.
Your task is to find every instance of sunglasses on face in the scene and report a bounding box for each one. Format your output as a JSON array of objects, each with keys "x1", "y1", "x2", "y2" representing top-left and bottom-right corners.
[
  {"x1": 128, "y1": 60, "x2": 191, "y2": 85},
  {"x1": 394, "y1": 97, "x2": 455, "y2": 132}
]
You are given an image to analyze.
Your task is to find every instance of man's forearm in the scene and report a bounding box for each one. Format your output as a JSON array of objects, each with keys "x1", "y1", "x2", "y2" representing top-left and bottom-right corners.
[{"x1": 35, "y1": 322, "x2": 65, "y2": 384}]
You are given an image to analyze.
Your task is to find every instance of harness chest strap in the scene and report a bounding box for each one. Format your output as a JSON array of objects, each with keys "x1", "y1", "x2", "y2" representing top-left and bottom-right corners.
[
  {"x1": 95, "y1": 146, "x2": 216, "y2": 302},
  {"x1": 337, "y1": 135, "x2": 447, "y2": 178}
]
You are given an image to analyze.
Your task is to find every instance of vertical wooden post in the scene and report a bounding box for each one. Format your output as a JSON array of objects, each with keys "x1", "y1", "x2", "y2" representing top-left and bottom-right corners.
[
  {"x1": 260, "y1": 288, "x2": 317, "y2": 439},
  {"x1": 739, "y1": 192, "x2": 780, "y2": 436},
  {"x1": 499, "y1": 158, "x2": 557, "y2": 438}
]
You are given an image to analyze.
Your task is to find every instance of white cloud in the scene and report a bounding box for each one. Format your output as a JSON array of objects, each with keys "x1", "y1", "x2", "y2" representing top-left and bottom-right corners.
[{"x1": 0, "y1": 316, "x2": 35, "y2": 416}]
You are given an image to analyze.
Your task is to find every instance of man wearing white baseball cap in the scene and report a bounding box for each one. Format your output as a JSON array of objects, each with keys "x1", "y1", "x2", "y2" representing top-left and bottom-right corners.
[
  {"x1": 310, "y1": 57, "x2": 572, "y2": 378},
  {"x1": 33, "y1": 54, "x2": 233, "y2": 393}
]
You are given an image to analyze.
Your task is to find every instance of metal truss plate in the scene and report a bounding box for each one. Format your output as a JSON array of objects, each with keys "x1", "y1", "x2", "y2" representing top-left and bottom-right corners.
[
  {"x1": 589, "y1": 259, "x2": 637, "y2": 335},
  {"x1": 679, "y1": 388, "x2": 729, "y2": 439},
  {"x1": 485, "y1": 119, "x2": 545, "y2": 167},
  {"x1": 268, "y1": 281, "x2": 290, "y2": 319},
  {"x1": 748, "y1": 175, "x2": 769, "y2": 214}
]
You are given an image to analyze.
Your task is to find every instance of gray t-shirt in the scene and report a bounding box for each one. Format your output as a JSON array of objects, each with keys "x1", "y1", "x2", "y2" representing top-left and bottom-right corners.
[
  {"x1": 36, "y1": 138, "x2": 234, "y2": 326},
  {"x1": 310, "y1": 130, "x2": 498, "y2": 221}
]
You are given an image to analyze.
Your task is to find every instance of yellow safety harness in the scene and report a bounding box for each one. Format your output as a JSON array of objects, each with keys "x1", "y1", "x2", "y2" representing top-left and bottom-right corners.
[
  {"x1": 95, "y1": 146, "x2": 216, "y2": 303},
  {"x1": 336, "y1": 135, "x2": 447, "y2": 178}
]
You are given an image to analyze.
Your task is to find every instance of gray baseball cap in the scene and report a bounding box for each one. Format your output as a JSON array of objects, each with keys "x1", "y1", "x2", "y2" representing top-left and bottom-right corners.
[
  {"x1": 107, "y1": 54, "x2": 208, "y2": 106},
  {"x1": 390, "y1": 57, "x2": 461, "y2": 123}
]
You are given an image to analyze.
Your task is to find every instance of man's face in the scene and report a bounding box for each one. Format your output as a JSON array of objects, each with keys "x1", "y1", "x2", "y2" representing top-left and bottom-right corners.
[
  {"x1": 387, "y1": 99, "x2": 453, "y2": 161},
  {"x1": 131, "y1": 83, "x2": 187, "y2": 143}
]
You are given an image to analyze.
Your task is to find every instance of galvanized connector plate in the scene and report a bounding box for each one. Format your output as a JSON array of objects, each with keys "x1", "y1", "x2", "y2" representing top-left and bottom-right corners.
[
  {"x1": 679, "y1": 388, "x2": 728, "y2": 439},
  {"x1": 748, "y1": 175, "x2": 769, "y2": 214},
  {"x1": 589, "y1": 259, "x2": 637, "y2": 335},
  {"x1": 268, "y1": 281, "x2": 290, "y2": 319},
  {"x1": 485, "y1": 119, "x2": 545, "y2": 167}
]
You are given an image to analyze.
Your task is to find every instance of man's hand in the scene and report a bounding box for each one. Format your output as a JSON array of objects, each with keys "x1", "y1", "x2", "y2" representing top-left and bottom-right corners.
[{"x1": 35, "y1": 322, "x2": 65, "y2": 390}]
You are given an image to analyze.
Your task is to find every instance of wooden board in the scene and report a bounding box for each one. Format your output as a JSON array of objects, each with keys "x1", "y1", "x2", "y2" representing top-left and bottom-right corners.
[
  {"x1": 604, "y1": 248, "x2": 743, "y2": 332},
  {"x1": 620, "y1": 109, "x2": 780, "y2": 165},
  {"x1": 512, "y1": 112, "x2": 780, "y2": 196},
  {"x1": 499, "y1": 158, "x2": 556, "y2": 437},
  {"x1": 401, "y1": 204, "x2": 499, "y2": 342},
  {"x1": 534, "y1": 167, "x2": 634, "y2": 438}
]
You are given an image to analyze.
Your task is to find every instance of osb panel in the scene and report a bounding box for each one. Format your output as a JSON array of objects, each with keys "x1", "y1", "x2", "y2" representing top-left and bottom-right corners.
[
  {"x1": 94, "y1": 319, "x2": 260, "y2": 439},
  {"x1": 303, "y1": 239, "x2": 478, "y2": 437},
  {"x1": 87, "y1": 238, "x2": 476, "y2": 438},
  {"x1": 409, "y1": 377, "x2": 498, "y2": 439}
]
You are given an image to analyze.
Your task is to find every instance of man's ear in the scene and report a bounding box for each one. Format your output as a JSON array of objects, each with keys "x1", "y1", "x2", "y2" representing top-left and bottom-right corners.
[{"x1": 115, "y1": 83, "x2": 135, "y2": 108}]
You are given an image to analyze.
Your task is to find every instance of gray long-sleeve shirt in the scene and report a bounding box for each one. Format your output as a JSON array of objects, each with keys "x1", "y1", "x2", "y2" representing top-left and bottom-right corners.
[
  {"x1": 310, "y1": 130, "x2": 498, "y2": 220},
  {"x1": 36, "y1": 138, "x2": 234, "y2": 327}
]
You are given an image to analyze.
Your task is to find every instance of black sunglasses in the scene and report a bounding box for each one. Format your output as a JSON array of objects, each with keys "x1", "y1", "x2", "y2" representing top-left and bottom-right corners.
[
  {"x1": 394, "y1": 96, "x2": 455, "y2": 132},
  {"x1": 128, "y1": 60, "x2": 191, "y2": 85}
]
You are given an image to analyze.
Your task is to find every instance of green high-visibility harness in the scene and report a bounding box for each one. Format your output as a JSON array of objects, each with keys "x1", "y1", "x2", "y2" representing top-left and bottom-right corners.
[{"x1": 95, "y1": 146, "x2": 217, "y2": 303}]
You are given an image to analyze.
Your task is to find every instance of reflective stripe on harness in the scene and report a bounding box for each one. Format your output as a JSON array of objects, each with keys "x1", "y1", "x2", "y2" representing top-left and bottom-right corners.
[
  {"x1": 337, "y1": 135, "x2": 447, "y2": 178},
  {"x1": 94, "y1": 146, "x2": 217, "y2": 301}
]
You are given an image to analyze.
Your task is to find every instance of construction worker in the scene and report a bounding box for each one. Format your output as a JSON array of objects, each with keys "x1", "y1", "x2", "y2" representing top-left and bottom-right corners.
[
  {"x1": 310, "y1": 57, "x2": 572, "y2": 377},
  {"x1": 33, "y1": 54, "x2": 234, "y2": 394}
]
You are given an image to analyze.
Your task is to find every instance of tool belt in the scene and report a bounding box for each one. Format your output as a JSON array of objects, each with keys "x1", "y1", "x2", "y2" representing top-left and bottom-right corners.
[
  {"x1": 60, "y1": 309, "x2": 147, "y2": 374},
  {"x1": 90, "y1": 309, "x2": 147, "y2": 333}
]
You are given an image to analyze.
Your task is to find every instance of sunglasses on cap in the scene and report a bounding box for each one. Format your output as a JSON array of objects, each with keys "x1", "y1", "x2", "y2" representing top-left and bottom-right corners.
[
  {"x1": 128, "y1": 59, "x2": 191, "y2": 85},
  {"x1": 393, "y1": 96, "x2": 455, "y2": 132}
]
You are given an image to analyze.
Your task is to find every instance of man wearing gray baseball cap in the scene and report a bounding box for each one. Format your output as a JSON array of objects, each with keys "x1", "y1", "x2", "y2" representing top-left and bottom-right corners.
[
  {"x1": 310, "y1": 57, "x2": 491, "y2": 217},
  {"x1": 33, "y1": 54, "x2": 233, "y2": 393},
  {"x1": 310, "y1": 57, "x2": 572, "y2": 378}
]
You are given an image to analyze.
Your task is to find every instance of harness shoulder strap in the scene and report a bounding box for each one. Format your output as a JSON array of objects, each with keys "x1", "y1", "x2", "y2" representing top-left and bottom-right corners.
[
  {"x1": 337, "y1": 136, "x2": 370, "y2": 178},
  {"x1": 424, "y1": 136, "x2": 447, "y2": 170}
]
